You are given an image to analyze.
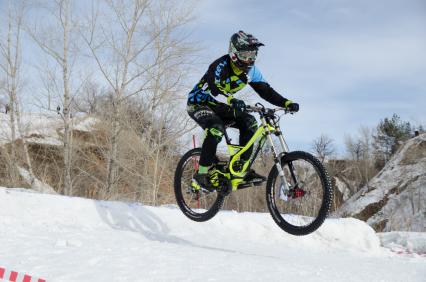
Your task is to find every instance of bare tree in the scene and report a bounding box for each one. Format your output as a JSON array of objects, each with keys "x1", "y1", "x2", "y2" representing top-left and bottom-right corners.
[
  {"x1": 345, "y1": 135, "x2": 363, "y2": 161},
  {"x1": 312, "y1": 134, "x2": 335, "y2": 163},
  {"x1": 358, "y1": 126, "x2": 375, "y2": 183},
  {"x1": 26, "y1": 0, "x2": 81, "y2": 195},
  {"x1": 82, "y1": 0, "x2": 196, "y2": 198},
  {"x1": 344, "y1": 126, "x2": 377, "y2": 190},
  {"x1": 72, "y1": 79, "x2": 106, "y2": 114},
  {"x1": 0, "y1": 0, "x2": 35, "y2": 187},
  {"x1": 0, "y1": 90, "x2": 7, "y2": 113},
  {"x1": 141, "y1": 9, "x2": 198, "y2": 204},
  {"x1": 0, "y1": 1, "x2": 20, "y2": 184}
]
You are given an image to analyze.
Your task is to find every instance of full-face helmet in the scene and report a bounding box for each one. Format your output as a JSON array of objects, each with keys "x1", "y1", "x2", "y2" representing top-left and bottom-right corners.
[{"x1": 229, "y1": 30, "x2": 264, "y2": 72}]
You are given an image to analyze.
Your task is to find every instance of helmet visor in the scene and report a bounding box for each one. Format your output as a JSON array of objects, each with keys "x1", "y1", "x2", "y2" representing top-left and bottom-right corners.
[{"x1": 236, "y1": 50, "x2": 257, "y2": 63}]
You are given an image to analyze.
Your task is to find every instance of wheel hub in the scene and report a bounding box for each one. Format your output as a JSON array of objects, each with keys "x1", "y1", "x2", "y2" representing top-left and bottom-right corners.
[{"x1": 289, "y1": 187, "x2": 306, "y2": 199}]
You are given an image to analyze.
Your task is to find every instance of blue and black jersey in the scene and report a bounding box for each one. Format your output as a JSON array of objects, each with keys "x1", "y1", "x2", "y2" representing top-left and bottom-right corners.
[{"x1": 188, "y1": 54, "x2": 288, "y2": 107}]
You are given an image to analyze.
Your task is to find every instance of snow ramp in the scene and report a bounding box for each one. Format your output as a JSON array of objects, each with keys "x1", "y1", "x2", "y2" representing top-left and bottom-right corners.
[{"x1": 0, "y1": 187, "x2": 424, "y2": 282}]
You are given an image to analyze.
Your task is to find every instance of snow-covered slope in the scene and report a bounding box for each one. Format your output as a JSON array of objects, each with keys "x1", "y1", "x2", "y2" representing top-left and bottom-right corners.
[
  {"x1": 0, "y1": 112, "x2": 98, "y2": 146},
  {"x1": 0, "y1": 188, "x2": 424, "y2": 282},
  {"x1": 335, "y1": 134, "x2": 426, "y2": 232}
]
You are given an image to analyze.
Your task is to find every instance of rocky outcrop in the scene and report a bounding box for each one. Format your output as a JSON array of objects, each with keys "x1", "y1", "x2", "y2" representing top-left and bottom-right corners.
[{"x1": 335, "y1": 134, "x2": 426, "y2": 232}]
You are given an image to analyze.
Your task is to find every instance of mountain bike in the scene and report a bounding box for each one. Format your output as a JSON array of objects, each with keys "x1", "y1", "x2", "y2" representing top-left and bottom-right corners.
[{"x1": 174, "y1": 103, "x2": 332, "y2": 235}]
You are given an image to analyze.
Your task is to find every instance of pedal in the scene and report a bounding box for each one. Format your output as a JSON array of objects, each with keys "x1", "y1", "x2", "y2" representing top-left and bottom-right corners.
[
  {"x1": 187, "y1": 186, "x2": 200, "y2": 199},
  {"x1": 243, "y1": 170, "x2": 266, "y2": 183},
  {"x1": 190, "y1": 185, "x2": 214, "y2": 194},
  {"x1": 248, "y1": 177, "x2": 266, "y2": 184},
  {"x1": 237, "y1": 180, "x2": 264, "y2": 190}
]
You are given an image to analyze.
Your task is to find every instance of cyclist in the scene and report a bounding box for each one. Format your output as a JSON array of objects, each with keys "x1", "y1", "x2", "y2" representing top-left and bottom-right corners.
[{"x1": 188, "y1": 30, "x2": 299, "y2": 191}]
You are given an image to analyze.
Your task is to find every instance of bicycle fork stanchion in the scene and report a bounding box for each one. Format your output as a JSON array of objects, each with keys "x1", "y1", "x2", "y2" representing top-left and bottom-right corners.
[
  {"x1": 275, "y1": 127, "x2": 294, "y2": 200},
  {"x1": 260, "y1": 116, "x2": 291, "y2": 199},
  {"x1": 277, "y1": 129, "x2": 290, "y2": 153}
]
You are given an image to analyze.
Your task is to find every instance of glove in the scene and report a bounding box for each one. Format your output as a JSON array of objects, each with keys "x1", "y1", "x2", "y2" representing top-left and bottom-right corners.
[
  {"x1": 230, "y1": 98, "x2": 246, "y2": 113},
  {"x1": 284, "y1": 100, "x2": 299, "y2": 112}
]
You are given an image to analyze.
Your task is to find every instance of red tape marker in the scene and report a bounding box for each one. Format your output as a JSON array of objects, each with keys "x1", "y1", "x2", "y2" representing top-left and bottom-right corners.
[
  {"x1": 9, "y1": 271, "x2": 19, "y2": 281},
  {"x1": 0, "y1": 266, "x2": 46, "y2": 282}
]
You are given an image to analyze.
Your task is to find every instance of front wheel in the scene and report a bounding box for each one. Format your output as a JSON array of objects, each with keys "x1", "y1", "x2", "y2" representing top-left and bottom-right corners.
[
  {"x1": 174, "y1": 148, "x2": 225, "y2": 222},
  {"x1": 266, "y1": 151, "x2": 332, "y2": 235}
]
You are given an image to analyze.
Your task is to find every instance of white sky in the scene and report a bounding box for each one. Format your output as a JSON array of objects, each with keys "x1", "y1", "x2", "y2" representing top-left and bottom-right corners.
[{"x1": 189, "y1": 0, "x2": 426, "y2": 154}]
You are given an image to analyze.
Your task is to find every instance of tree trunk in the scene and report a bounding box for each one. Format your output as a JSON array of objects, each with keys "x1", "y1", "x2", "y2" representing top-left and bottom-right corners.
[
  {"x1": 5, "y1": 7, "x2": 19, "y2": 186},
  {"x1": 8, "y1": 96, "x2": 19, "y2": 185},
  {"x1": 62, "y1": 70, "x2": 72, "y2": 195},
  {"x1": 15, "y1": 100, "x2": 35, "y2": 188},
  {"x1": 62, "y1": 0, "x2": 72, "y2": 196},
  {"x1": 106, "y1": 99, "x2": 120, "y2": 196}
]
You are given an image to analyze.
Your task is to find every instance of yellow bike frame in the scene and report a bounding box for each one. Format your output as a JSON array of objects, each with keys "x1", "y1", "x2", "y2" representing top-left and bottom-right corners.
[{"x1": 225, "y1": 114, "x2": 285, "y2": 191}]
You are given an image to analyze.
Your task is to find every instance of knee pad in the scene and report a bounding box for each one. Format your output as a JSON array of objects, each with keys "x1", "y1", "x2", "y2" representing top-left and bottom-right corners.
[{"x1": 206, "y1": 125, "x2": 224, "y2": 143}]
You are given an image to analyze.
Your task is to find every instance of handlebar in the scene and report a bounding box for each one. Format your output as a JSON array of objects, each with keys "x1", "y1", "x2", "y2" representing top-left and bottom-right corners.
[{"x1": 245, "y1": 103, "x2": 296, "y2": 115}]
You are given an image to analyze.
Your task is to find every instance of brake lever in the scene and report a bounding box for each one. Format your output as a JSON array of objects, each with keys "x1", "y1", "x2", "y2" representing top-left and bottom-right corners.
[{"x1": 284, "y1": 109, "x2": 295, "y2": 115}]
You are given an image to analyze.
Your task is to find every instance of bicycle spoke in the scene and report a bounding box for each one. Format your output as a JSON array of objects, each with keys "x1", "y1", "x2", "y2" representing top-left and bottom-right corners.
[
  {"x1": 272, "y1": 156, "x2": 326, "y2": 229},
  {"x1": 175, "y1": 149, "x2": 224, "y2": 221}
]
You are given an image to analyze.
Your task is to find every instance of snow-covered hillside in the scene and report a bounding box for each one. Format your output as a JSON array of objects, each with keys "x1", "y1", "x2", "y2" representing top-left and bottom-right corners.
[
  {"x1": 335, "y1": 134, "x2": 426, "y2": 232},
  {"x1": 0, "y1": 112, "x2": 98, "y2": 146},
  {"x1": 0, "y1": 188, "x2": 425, "y2": 282}
]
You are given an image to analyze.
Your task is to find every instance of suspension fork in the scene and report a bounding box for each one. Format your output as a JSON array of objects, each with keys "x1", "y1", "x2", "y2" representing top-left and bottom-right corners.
[
  {"x1": 267, "y1": 118, "x2": 301, "y2": 194},
  {"x1": 274, "y1": 124, "x2": 299, "y2": 185},
  {"x1": 275, "y1": 123, "x2": 290, "y2": 154},
  {"x1": 261, "y1": 117, "x2": 291, "y2": 193}
]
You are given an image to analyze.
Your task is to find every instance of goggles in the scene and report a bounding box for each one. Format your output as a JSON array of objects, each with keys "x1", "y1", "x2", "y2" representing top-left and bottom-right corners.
[{"x1": 236, "y1": 50, "x2": 257, "y2": 62}]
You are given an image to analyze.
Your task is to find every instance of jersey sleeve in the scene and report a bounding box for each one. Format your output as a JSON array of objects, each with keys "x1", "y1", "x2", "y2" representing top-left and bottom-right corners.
[
  {"x1": 248, "y1": 66, "x2": 289, "y2": 107},
  {"x1": 205, "y1": 57, "x2": 228, "y2": 97},
  {"x1": 247, "y1": 65, "x2": 267, "y2": 83}
]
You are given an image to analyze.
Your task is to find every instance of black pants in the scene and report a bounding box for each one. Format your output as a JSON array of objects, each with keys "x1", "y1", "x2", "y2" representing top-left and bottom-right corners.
[{"x1": 187, "y1": 103, "x2": 258, "y2": 167}]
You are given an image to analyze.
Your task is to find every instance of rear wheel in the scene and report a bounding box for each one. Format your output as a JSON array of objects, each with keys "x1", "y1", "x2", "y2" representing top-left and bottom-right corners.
[
  {"x1": 266, "y1": 151, "x2": 332, "y2": 235},
  {"x1": 174, "y1": 148, "x2": 225, "y2": 222}
]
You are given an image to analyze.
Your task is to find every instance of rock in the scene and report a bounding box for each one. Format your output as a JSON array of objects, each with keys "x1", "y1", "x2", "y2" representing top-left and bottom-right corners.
[{"x1": 335, "y1": 134, "x2": 426, "y2": 232}]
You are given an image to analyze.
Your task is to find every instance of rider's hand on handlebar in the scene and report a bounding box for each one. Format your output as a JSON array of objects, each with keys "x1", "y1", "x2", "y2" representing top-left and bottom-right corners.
[
  {"x1": 230, "y1": 98, "x2": 246, "y2": 112},
  {"x1": 284, "y1": 100, "x2": 299, "y2": 112}
]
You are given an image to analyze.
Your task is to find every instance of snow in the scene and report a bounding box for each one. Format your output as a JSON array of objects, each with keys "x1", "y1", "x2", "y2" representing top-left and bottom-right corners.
[
  {"x1": 379, "y1": 232, "x2": 426, "y2": 255},
  {"x1": 24, "y1": 135, "x2": 63, "y2": 146},
  {"x1": 0, "y1": 187, "x2": 425, "y2": 282},
  {"x1": 0, "y1": 112, "x2": 99, "y2": 146},
  {"x1": 71, "y1": 116, "x2": 98, "y2": 132},
  {"x1": 0, "y1": 112, "x2": 61, "y2": 145},
  {"x1": 17, "y1": 166, "x2": 57, "y2": 194}
]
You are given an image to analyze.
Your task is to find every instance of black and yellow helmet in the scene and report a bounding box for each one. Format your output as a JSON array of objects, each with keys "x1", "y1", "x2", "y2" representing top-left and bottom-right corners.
[{"x1": 229, "y1": 30, "x2": 264, "y2": 72}]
